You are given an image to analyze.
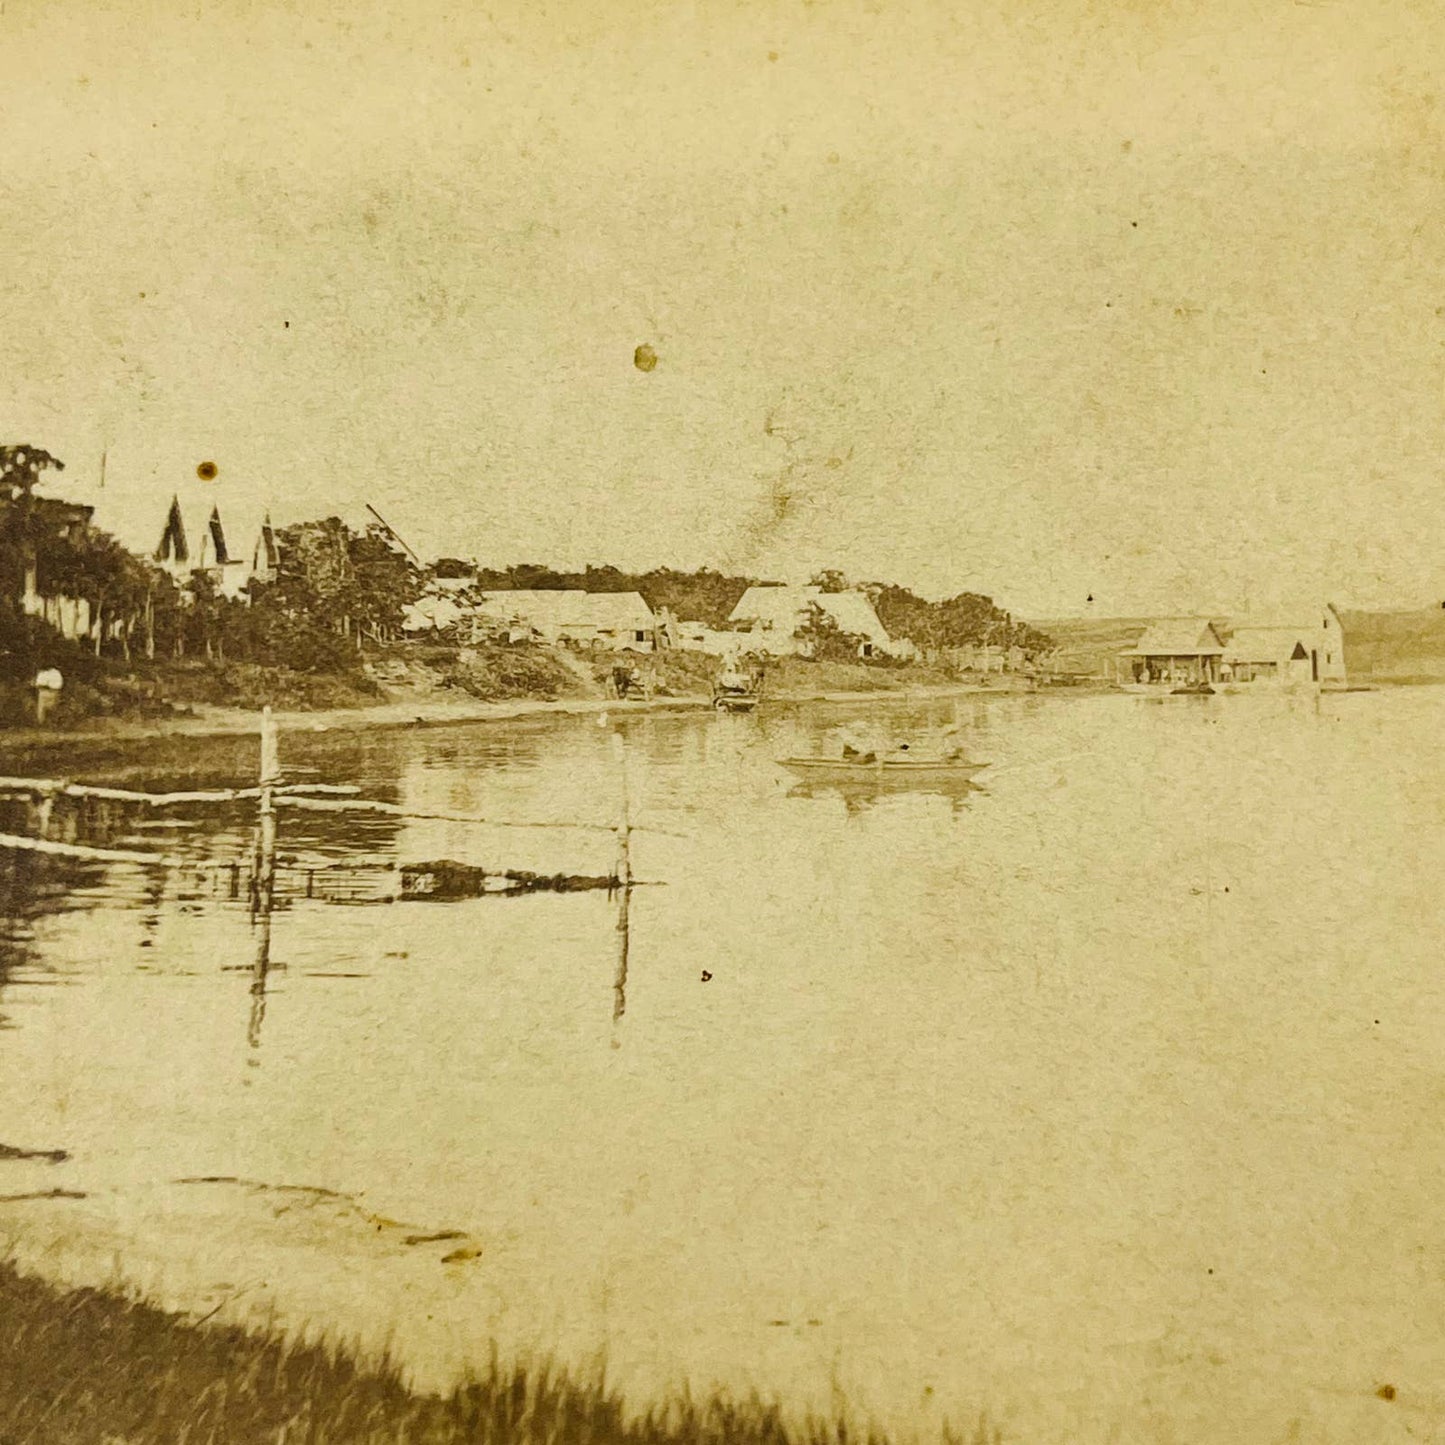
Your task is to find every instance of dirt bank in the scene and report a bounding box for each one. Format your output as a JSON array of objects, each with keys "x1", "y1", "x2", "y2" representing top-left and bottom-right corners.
[{"x1": 0, "y1": 668, "x2": 1043, "y2": 756}]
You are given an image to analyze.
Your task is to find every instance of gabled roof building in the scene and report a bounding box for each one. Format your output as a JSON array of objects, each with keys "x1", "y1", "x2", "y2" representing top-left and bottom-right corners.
[
  {"x1": 153, "y1": 493, "x2": 277, "y2": 598},
  {"x1": 727, "y1": 584, "x2": 900, "y2": 658},
  {"x1": 1118, "y1": 606, "x2": 1347, "y2": 687}
]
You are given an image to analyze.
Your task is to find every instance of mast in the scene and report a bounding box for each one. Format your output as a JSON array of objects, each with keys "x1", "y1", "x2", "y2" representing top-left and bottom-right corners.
[{"x1": 365, "y1": 503, "x2": 422, "y2": 565}]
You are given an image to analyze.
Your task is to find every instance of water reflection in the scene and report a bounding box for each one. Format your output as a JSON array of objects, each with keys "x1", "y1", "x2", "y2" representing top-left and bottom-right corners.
[
  {"x1": 9, "y1": 694, "x2": 1440, "y2": 1442},
  {"x1": 784, "y1": 776, "x2": 985, "y2": 816},
  {"x1": 611, "y1": 879, "x2": 631, "y2": 1040},
  {"x1": 247, "y1": 888, "x2": 275, "y2": 1062}
]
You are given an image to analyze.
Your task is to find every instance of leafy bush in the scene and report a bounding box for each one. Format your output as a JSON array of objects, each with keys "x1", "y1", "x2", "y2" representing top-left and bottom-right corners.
[
  {"x1": 0, "y1": 611, "x2": 103, "y2": 686},
  {"x1": 146, "y1": 661, "x2": 383, "y2": 712},
  {"x1": 441, "y1": 644, "x2": 587, "y2": 702}
]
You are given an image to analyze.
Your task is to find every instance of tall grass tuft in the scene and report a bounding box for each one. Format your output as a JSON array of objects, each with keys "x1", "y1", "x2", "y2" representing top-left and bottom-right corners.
[{"x1": 0, "y1": 1259, "x2": 1001, "y2": 1444}]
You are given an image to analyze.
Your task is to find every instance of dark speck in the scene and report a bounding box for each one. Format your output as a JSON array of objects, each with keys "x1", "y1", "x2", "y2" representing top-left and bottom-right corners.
[{"x1": 1377, "y1": 1384, "x2": 1397, "y2": 1402}]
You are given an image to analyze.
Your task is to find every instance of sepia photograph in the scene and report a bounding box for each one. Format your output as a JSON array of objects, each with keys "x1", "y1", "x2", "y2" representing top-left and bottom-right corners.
[{"x1": 2, "y1": 1, "x2": 1444, "y2": 1441}]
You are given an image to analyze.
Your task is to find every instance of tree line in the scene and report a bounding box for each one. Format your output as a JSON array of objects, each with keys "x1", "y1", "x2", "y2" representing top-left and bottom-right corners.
[
  {"x1": 3, "y1": 442, "x2": 1049, "y2": 681},
  {"x1": 1, "y1": 444, "x2": 423, "y2": 676},
  {"x1": 440, "y1": 561, "x2": 1052, "y2": 655}
]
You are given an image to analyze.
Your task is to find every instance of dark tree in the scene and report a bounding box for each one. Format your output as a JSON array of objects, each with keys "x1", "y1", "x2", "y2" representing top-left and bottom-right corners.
[
  {"x1": 0, "y1": 444, "x2": 68, "y2": 619},
  {"x1": 796, "y1": 602, "x2": 868, "y2": 663}
]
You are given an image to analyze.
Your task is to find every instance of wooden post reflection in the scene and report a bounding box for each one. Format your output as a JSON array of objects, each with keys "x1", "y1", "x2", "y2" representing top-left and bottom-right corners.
[
  {"x1": 247, "y1": 902, "x2": 272, "y2": 1058},
  {"x1": 248, "y1": 708, "x2": 280, "y2": 1060},
  {"x1": 612, "y1": 874, "x2": 631, "y2": 1036},
  {"x1": 611, "y1": 728, "x2": 632, "y2": 1043}
]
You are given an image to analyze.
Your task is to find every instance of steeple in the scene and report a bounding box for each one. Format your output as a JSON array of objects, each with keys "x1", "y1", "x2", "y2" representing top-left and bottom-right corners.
[{"x1": 156, "y1": 495, "x2": 188, "y2": 565}]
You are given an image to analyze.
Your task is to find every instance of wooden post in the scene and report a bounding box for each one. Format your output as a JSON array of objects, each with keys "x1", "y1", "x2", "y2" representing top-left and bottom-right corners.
[{"x1": 33, "y1": 791, "x2": 54, "y2": 841}]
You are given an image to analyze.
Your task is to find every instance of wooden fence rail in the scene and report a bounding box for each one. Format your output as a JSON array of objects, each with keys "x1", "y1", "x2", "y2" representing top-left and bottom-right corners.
[
  {"x1": 0, "y1": 707, "x2": 652, "y2": 884},
  {"x1": 0, "y1": 831, "x2": 190, "y2": 868},
  {"x1": 0, "y1": 778, "x2": 360, "y2": 806}
]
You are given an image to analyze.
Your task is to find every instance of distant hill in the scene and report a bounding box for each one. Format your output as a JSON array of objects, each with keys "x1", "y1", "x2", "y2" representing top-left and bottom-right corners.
[
  {"x1": 1031, "y1": 608, "x2": 1445, "y2": 684},
  {"x1": 1027, "y1": 616, "x2": 1160, "y2": 678},
  {"x1": 1338, "y1": 608, "x2": 1445, "y2": 683}
]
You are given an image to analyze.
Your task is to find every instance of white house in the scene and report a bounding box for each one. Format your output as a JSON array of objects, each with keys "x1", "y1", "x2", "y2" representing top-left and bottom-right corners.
[
  {"x1": 1222, "y1": 606, "x2": 1347, "y2": 686},
  {"x1": 727, "y1": 584, "x2": 899, "y2": 659},
  {"x1": 470, "y1": 590, "x2": 657, "y2": 651},
  {"x1": 665, "y1": 618, "x2": 744, "y2": 655}
]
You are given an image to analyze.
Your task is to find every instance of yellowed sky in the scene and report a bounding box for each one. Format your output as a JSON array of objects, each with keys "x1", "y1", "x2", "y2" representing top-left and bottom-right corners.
[{"x1": 3, "y1": 0, "x2": 1443, "y2": 615}]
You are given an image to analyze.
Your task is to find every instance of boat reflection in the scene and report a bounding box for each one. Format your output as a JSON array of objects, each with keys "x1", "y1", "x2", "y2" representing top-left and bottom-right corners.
[{"x1": 785, "y1": 775, "x2": 986, "y2": 815}]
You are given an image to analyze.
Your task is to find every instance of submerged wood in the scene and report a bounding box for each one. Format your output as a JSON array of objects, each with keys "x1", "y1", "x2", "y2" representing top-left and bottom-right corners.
[
  {"x1": 278, "y1": 793, "x2": 621, "y2": 834},
  {"x1": 400, "y1": 859, "x2": 617, "y2": 900}
]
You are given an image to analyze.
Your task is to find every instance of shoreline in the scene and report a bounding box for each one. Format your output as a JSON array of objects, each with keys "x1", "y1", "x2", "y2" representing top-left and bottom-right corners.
[
  {"x1": 0, "y1": 674, "x2": 1409, "y2": 757},
  {"x1": 0, "y1": 678, "x2": 1065, "y2": 754}
]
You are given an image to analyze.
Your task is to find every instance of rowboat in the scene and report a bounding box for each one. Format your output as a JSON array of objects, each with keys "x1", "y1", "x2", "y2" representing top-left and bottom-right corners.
[
  {"x1": 713, "y1": 690, "x2": 761, "y2": 713},
  {"x1": 778, "y1": 755, "x2": 989, "y2": 782}
]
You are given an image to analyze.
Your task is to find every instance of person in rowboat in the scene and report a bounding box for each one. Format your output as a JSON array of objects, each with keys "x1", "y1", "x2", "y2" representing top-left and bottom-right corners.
[{"x1": 837, "y1": 721, "x2": 886, "y2": 763}]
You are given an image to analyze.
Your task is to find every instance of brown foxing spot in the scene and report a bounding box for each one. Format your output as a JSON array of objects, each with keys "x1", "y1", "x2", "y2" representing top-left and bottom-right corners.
[{"x1": 196, "y1": 461, "x2": 218, "y2": 481}]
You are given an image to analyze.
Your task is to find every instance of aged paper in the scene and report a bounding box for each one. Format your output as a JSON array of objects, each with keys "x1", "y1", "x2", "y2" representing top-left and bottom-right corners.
[{"x1": 2, "y1": 2, "x2": 1443, "y2": 1442}]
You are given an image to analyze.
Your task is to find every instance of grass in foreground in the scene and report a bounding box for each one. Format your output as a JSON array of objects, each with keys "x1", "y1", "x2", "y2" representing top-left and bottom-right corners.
[{"x1": 0, "y1": 1260, "x2": 1000, "y2": 1445}]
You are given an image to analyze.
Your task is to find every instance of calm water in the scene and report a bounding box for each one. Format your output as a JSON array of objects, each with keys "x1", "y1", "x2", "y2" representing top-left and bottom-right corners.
[{"x1": 2, "y1": 689, "x2": 1444, "y2": 1444}]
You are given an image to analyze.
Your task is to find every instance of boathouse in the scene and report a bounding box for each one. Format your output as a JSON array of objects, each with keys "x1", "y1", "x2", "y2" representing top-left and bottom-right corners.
[{"x1": 1122, "y1": 619, "x2": 1226, "y2": 685}]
